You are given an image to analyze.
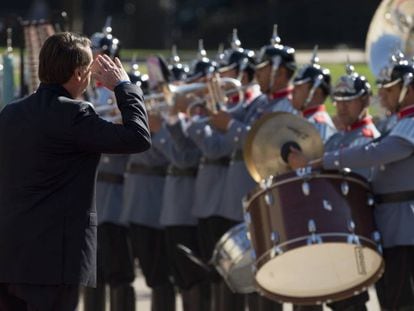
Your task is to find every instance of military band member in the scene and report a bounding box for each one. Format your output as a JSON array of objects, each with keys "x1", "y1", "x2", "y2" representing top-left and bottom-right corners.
[
  {"x1": 209, "y1": 28, "x2": 296, "y2": 311},
  {"x1": 83, "y1": 24, "x2": 136, "y2": 311},
  {"x1": 255, "y1": 25, "x2": 297, "y2": 115},
  {"x1": 120, "y1": 68, "x2": 176, "y2": 311},
  {"x1": 150, "y1": 64, "x2": 210, "y2": 309},
  {"x1": 374, "y1": 51, "x2": 404, "y2": 135},
  {"x1": 291, "y1": 47, "x2": 336, "y2": 143},
  {"x1": 289, "y1": 55, "x2": 414, "y2": 311}
]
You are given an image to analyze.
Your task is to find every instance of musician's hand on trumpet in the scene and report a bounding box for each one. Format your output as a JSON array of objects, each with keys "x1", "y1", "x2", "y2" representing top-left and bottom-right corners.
[
  {"x1": 209, "y1": 110, "x2": 232, "y2": 133},
  {"x1": 91, "y1": 54, "x2": 130, "y2": 91}
]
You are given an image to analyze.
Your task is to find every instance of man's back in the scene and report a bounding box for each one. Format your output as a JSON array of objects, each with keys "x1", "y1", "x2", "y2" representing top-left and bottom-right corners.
[{"x1": 0, "y1": 82, "x2": 150, "y2": 286}]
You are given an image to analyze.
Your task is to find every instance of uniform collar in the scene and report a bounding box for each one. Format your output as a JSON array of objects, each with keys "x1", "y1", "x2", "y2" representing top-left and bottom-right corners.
[
  {"x1": 302, "y1": 105, "x2": 326, "y2": 118},
  {"x1": 229, "y1": 89, "x2": 254, "y2": 104},
  {"x1": 268, "y1": 86, "x2": 293, "y2": 100},
  {"x1": 346, "y1": 116, "x2": 373, "y2": 132},
  {"x1": 38, "y1": 83, "x2": 73, "y2": 99},
  {"x1": 398, "y1": 104, "x2": 414, "y2": 120}
]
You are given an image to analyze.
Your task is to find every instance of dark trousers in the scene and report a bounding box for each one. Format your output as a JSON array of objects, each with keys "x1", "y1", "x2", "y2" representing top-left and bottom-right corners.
[
  {"x1": 375, "y1": 246, "x2": 414, "y2": 310},
  {"x1": 0, "y1": 283, "x2": 79, "y2": 311}
]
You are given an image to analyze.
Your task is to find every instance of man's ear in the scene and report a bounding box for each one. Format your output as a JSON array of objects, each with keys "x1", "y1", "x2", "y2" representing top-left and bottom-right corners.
[{"x1": 74, "y1": 68, "x2": 82, "y2": 81}]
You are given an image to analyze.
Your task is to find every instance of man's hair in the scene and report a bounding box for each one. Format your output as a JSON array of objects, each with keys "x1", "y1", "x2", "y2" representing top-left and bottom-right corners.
[{"x1": 38, "y1": 32, "x2": 91, "y2": 84}]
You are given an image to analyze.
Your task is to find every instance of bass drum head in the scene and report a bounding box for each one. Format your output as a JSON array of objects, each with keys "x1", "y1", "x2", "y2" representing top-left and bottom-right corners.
[{"x1": 255, "y1": 242, "x2": 384, "y2": 304}]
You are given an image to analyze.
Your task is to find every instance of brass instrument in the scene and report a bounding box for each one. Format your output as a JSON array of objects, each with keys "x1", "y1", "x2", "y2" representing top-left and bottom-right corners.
[
  {"x1": 365, "y1": 0, "x2": 414, "y2": 78},
  {"x1": 95, "y1": 75, "x2": 244, "y2": 122}
]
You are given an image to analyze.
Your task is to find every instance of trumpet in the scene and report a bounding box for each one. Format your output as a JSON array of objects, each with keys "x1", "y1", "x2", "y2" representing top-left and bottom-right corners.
[
  {"x1": 94, "y1": 75, "x2": 245, "y2": 121},
  {"x1": 164, "y1": 75, "x2": 245, "y2": 113}
]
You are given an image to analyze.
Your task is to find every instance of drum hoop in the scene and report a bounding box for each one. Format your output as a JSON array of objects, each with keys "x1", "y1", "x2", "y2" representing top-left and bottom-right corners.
[
  {"x1": 252, "y1": 233, "x2": 384, "y2": 304},
  {"x1": 212, "y1": 223, "x2": 251, "y2": 266},
  {"x1": 213, "y1": 223, "x2": 247, "y2": 255},
  {"x1": 254, "y1": 232, "x2": 379, "y2": 269},
  {"x1": 245, "y1": 173, "x2": 370, "y2": 210},
  {"x1": 254, "y1": 263, "x2": 384, "y2": 305}
]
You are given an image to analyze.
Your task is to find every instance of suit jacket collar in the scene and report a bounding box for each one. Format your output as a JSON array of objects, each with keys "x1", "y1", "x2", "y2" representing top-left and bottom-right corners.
[{"x1": 38, "y1": 83, "x2": 73, "y2": 99}]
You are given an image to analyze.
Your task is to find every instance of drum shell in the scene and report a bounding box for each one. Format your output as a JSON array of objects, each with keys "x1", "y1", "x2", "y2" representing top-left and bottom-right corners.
[
  {"x1": 244, "y1": 170, "x2": 383, "y2": 304},
  {"x1": 211, "y1": 223, "x2": 255, "y2": 294}
]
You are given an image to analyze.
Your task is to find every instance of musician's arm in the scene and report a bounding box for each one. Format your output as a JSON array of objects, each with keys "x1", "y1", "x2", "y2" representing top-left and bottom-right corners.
[
  {"x1": 323, "y1": 136, "x2": 413, "y2": 170},
  {"x1": 186, "y1": 121, "x2": 233, "y2": 159}
]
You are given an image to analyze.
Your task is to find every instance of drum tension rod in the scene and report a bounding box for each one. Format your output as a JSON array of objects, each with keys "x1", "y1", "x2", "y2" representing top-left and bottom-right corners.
[{"x1": 307, "y1": 219, "x2": 322, "y2": 245}]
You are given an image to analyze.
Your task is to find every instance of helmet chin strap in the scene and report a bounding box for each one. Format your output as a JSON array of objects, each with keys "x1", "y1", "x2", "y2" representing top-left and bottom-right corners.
[
  {"x1": 237, "y1": 58, "x2": 249, "y2": 82},
  {"x1": 268, "y1": 56, "x2": 281, "y2": 94},
  {"x1": 301, "y1": 74, "x2": 324, "y2": 110},
  {"x1": 396, "y1": 73, "x2": 413, "y2": 112}
]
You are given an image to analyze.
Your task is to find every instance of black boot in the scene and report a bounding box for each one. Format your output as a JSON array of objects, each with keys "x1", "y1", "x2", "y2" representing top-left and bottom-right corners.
[
  {"x1": 151, "y1": 283, "x2": 176, "y2": 311},
  {"x1": 258, "y1": 294, "x2": 283, "y2": 311},
  {"x1": 217, "y1": 280, "x2": 245, "y2": 311},
  {"x1": 181, "y1": 282, "x2": 212, "y2": 311},
  {"x1": 109, "y1": 283, "x2": 135, "y2": 311},
  {"x1": 83, "y1": 283, "x2": 106, "y2": 311}
]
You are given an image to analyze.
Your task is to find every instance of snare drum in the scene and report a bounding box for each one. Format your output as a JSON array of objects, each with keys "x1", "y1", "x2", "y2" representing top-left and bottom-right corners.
[
  {"x1": 211, "y1": 223, "x2": 255, "y2": 294},
  {"x1": 244, "y1": 169, "x2": 384, "y2": 305}
]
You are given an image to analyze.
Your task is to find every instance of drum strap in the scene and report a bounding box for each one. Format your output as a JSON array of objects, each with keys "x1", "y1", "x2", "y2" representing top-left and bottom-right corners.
[{"x1": 374, "y1": 190, "x2": 414, "y2": 204}]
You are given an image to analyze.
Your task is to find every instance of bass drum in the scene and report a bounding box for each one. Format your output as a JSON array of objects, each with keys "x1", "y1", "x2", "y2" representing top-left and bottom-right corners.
[
  {"x1": 211, "y1": 223, "x2": 255, "y2": 294},
  {"x1": 243, "y1": 169, "x2": 384, "y2": 305}
]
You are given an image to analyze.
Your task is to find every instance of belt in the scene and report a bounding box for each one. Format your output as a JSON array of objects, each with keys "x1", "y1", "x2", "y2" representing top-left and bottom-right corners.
[
  {"x1": 374, "y1": 190, "x2": 414, "y2": 204},
  {"x1": 200, "y1": 156, "x2": 230, "y2": 166},
  {"x1": 167, "y1": 165, "x2": 198, "y2": 177},
  {"x1": 127, "y1": 163, "x2": 167, "y2": 176},
  {"x1": 97, "y1": 172, "x2": 124, "y2": 184},
  {"x1": 231, "y1": 149, "x2": 244, "y2": 162}
]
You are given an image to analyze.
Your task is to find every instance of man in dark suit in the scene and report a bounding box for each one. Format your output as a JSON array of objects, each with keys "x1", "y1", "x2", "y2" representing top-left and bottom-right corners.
[{"x1": 0, "y1": 32, "x2": 151, "y2": 311}]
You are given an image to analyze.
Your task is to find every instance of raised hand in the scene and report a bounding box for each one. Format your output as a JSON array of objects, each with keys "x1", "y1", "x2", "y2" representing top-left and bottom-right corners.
[{"x1": 91, "y1": 54, "x2": 130, "y2": 91}]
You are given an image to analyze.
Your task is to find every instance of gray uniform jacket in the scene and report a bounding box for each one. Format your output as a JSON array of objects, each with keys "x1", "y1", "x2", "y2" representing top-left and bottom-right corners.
[
  {"x1": 324, "y1": 117, "x2": 380, "y2": 180},
  {"x1": 186, "y1": 119, "x2": 233, "y2": 219},
  {"x1": 120, "y1": 148, "x2": 169, "y2": 229},
  {"x1": 96, "y1": 154, "x2": 129, "y2": 225},
  {"x1": 225, "y1": 94, "x2": 295, "y2": 147},
  {"x1": 218, "y1": 94, "x2": 296, "y2": 221},
  {"x1": 323, "y1": 114, "x2": 414, "y2": 247},
  {"x1": 153, "y1": 122, "x2": 201, "y2": 226},
  {"x1": 375, "y1": 113, "x2": 398, "y2": 135},
  {"x1": 303, "y1": 105, "x2": 336, "y2": 143}
]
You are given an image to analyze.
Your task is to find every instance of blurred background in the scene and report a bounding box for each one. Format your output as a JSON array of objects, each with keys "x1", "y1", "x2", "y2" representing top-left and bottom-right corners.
[
  {"x1": 0, "y1": 0, "x2": 383, "y2": 110},
  {"x1": 0, "y1": 0, "x2": 380, "y2": 49}
]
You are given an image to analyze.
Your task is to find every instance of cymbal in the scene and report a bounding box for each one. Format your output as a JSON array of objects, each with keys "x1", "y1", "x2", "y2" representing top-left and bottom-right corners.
[{"x1": 244, "y1": 112, "x2": 324, "y2": 182}]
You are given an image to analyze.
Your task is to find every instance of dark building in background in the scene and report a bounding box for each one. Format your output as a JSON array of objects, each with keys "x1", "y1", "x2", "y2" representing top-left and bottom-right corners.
[{"x1": 0, "y1": 0, "x2": 381, "y2": 50}]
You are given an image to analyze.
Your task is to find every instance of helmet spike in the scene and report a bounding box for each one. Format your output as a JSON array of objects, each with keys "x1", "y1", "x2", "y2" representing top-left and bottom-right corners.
[
  {"x1": 231, "y1": 28, "x2": 241, "y2": 50},
  {"x1": 103, "y1": 16, "x2": 112, "y2": 35},
  {"x1": 270, "y1": 24, "x2": 281, "y2": 45},
  {"x1": 130, "y1": 53, "x2": 139, "y2": 71},
  {"x1": 345, "y1": 55, "x2": 355, "y2": 75},
  {"x1": 171, "y1": 44, "x2": 180, "y2": 64},
  {"x1": 197, "y1": 39, "x2": 207, "y2": 59},
  {"x1": 310, "y1": 45, "x2": 319, "y2": 66}
]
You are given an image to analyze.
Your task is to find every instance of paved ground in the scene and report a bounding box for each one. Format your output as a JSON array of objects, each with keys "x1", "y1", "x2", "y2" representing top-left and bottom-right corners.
[{"x1": 78, "y1": 270, "x2": 380, "y2": 310}]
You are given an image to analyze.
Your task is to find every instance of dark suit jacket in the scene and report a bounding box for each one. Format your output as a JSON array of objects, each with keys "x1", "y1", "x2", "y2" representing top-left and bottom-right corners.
[{"x1": 0, "y1": 82, "x2": 151, "y2": 286}]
